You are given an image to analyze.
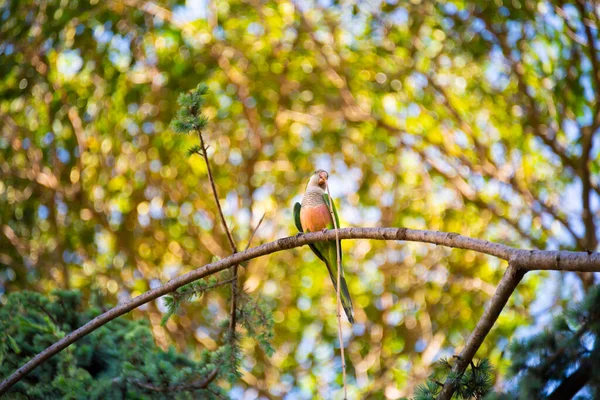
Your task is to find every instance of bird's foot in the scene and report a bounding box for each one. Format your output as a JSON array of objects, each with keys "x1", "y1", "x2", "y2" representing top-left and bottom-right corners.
[
  {"x1": 322, "y1": 228, "x2": 329, "y2": 234},
  {"x1": 295, "y1": 232, "x2": 303, "y2": 238}
]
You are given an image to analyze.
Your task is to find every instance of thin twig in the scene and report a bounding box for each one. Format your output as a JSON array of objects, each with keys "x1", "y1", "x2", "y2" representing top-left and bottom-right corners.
[
  {"x1": 174, "y1": 277, "x2": 237, "y2": 299},
  {"x1": 197, "y1": 133, "x2": 237, "y2": 253},
  {"x1": 3, "y1": 228, "x2": 600, "y2": 394},
  {"x1": 244, "y1": 213, "x2": 265, "y2": 251},
  {"x1": 197, "y1": 131, "x2": 240, "y2": 343},
  {"x1": 325, "y1": 183, "x2": 347, "y2": 399}
]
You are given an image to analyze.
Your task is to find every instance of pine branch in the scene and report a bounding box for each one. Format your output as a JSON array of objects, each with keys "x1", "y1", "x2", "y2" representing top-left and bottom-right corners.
[
  {"x1": 173, "y1": 84, "x2": 244, "y2": 379},
  {"x1": 3, "y1": 228, "x2": 600, "y2": 394}
]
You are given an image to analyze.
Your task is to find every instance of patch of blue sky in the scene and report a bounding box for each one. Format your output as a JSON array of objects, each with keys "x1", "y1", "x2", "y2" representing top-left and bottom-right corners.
[
  {"x1": 95, "y1": 231, "x2": 111, "y2": 254},
  {"x1": 247, "y1": 21, "x2": 264, "y2": 36},
  {"x1": 408, "y1": 71, "x2": 429, "y2": 94},
  {"x1": 299, "y1": 125, "x2": 314, "y2": 152},
  {"x1": 206, "y1": 298, "x2": 221, "y2": 315},
  {"x1": 172, "y1": 0, "x2": 208, "y2": 24},
  {"x1": 295, "y1": 323, "x2": 321, "y2": 364},
  {"x1": 57, "y1": 200, "x2": 68, "y2": 216},
  {"x1": 458, "y1": 7, "x2": 472, "y2": 20},
  {"x1": 93, "y1": 22, "x2": 113, "y2": 45},
  {"x1": 143, "y1": 185, "x2": 161, "y2": 200},
  {"x1": 57, "y1": 49, "x2": 83, "y2": 78},
  {"x1": 137, "y1": 213, "x2": 150, "y2": 228},
  {"x1": 213, "y1": 26, "x2": 225, "y2": 40},
  {"x1": 563, "y1": 118, "x2": 580, "y2": 143},
  {"x1": 38, "y1": 204, "x2": 49, "y2": 220},
  {"x1": 442, "y1": 2, "x2": 458, "y2": 15},
  {"x1": 562, "y1": 3, "x2": 581, "y2": 26},
  {"x1": 109, "y1": 210, "x2": 122, "y2": 226},
  {"x1": 388, "y1": 6, "x2": 408, "y2": 26},
  {"x1": 217, "y1": 93, "x2": 233, "y2": 109},
  {"x1": 56, "y1": 147, "x2": 71, "y2": 164},
  {"x1": 62, "y1": 250, "x2": 82, "y2": 264},
  {"x1": 42, "y1": 132, "x2": 54, "y2": 146},
  {"x1": 111, "y1": 32, "x2": 131, "y2": 51},
  {"x1": 0, "y1": 42, "x2": 13, "y2": 56},
  {"x1": 506, "y1": 21, "x2": 523, "y2": 48},
  {"x1": 541, "y1": 4, "x2": 563, "y2": 31},
  {"x1": 109, "y1": 46, "x2": 132, "y2": 71},
  {"x1": 234, "y1": 207, "x2": 250, "y2": 230},
  {"x1": 532, "y1": 40, "x2": 551, "y2": 70},
  {"x1": 149, "y1": 159, "x2": 161, "y2": 173},
  {"x1": 162, "y1": 263, "x2": 181, "y2": 280},
  {"x1": 142, "y1": 121, "x2": 154, "y2": 134},
  {"x1": 580, "y1": 76, "x2": 596, "y2": 105},
  {"x1": 149, "y1": 197, "x2": 164, "y2": 219},
  {"x1": 385, "y1": 310, "x2": 403, "y2": 327},
  {"x1": 40, "y1": 38, "x2": 54, "y2": 54},
  {"x1": 414, "y1": 338, "x2": 427, "y2": 353},
  {"x1": 223, "y1": 190, "x2": 238, "y2": 217},
  {"x1": 313, "y1": 342, "x2": 333, "y2": 363}
]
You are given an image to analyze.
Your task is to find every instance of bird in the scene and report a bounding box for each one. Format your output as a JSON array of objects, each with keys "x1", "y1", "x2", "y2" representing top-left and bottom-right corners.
[{"x1": 293, "y1": 169, "x2": 354, "y2": 323}]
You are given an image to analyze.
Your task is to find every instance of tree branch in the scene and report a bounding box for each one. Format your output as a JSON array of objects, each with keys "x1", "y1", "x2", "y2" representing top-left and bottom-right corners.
[
  {"x1": 547, "y1": 358, "x2": 592, "y2": 400},
  {"x1": 2, "y1": 227, "x2": 600, "y2": 394},
  {"x1": 437, "y1": 264, "x2": 526, "y2": 400}
]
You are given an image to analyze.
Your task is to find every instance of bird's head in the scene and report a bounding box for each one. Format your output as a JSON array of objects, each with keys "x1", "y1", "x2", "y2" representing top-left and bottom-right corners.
[{"x1": 307, "y1": 169, "x2": 329, "y2": 190}]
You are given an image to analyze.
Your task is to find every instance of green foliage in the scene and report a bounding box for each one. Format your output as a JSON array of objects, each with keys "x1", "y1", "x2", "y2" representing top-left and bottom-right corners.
[
  {"x1": 186, "y1": 144, "x2": 203, "y2": 157},
  {"x1": 494, "y1": 285, "x2": 600, "y2": 399},
  {"x1": 0, "y1": 290, "x2": 225, "y2": 399},
  {"x1": 160, "y1": 274, "x2": 229, "y2": 326},
  {"x1": 414, "y1": 358, "x2": 493, "y2": 400},
  {"x1": 238, "y1": 294, "x2": 276, "y2": 357},
  {"x1": 171, "y1": 84, "x2": 209, "y2": 134},
  {"x1": 2, "y1": 0, "x2": 599, "y2": 396}
]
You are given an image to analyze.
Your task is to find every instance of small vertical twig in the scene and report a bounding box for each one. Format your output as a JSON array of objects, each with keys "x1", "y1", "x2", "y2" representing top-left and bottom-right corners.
[
  {"x1": 197, "y1": 132, "x2": 240, "y2": 339},
  {"x1": 245, "y1": 213, "x2": 266, "y2": 251},
  {"x1": 325, "y1": 183, "x2": 347, "y2": 400}
]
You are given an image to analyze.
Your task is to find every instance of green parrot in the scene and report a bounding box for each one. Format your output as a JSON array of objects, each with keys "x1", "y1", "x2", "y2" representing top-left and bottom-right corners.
[{"x1": 294, "y1": 170, "x2": 354, "y2": 323}]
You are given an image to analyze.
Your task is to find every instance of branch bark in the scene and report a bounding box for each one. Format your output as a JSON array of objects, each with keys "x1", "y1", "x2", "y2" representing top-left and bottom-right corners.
[
  {"x1": 436, "y1": 265, "x2": 526, "y2": 400},
  {"x1": 2, "y1": 227, "x2": 600, "y2": 394}
]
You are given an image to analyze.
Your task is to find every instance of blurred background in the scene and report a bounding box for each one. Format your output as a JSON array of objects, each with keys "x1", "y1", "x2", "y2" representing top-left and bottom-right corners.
[{"x1": 1, "y1": 0, "x2": 599, "y2": 398}]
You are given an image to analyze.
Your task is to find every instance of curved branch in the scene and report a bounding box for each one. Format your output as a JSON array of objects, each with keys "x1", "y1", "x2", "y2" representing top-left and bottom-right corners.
[
  {"x1": 437, "y1": 265, "x2": 526, "y2": 400},
  {"x1": 2, "y1": 227, "x2": 600, "y2": 394}
]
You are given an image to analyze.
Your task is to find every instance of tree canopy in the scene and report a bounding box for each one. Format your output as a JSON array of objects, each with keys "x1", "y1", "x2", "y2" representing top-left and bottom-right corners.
[{"x1": 1, "y1": 0, "x2": 600, "y2": 398}]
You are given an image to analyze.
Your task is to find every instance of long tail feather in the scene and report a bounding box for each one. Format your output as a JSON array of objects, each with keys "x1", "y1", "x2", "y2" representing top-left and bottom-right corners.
[
  {"x1": 325, "y1": 265, "x2": 354, "y2": 323},
  {"x1": 340, "y1": 276, "x2": 354, "y2": 323}
]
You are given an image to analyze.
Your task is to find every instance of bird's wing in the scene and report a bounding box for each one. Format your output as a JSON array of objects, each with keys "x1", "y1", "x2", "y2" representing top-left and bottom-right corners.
[{"x1": 293, "y1": 202, "x2": 303, "y2": 232}]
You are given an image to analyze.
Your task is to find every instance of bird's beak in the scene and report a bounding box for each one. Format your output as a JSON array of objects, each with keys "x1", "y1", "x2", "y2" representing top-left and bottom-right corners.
[{"x1": 318, "y1": 172, "x2": 328, "y2": 186}]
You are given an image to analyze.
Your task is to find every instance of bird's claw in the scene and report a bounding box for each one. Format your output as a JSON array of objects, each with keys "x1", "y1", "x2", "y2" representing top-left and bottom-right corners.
[
  {"x1": 322, "y1": 228, "x2": 328, "y2": 234},
  {"x1": 295, "y1": 232, "x2": 303, "y2": 238}
]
